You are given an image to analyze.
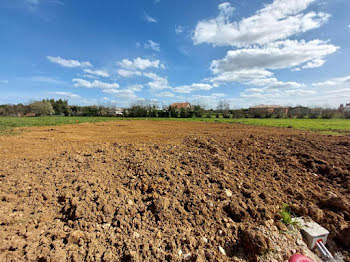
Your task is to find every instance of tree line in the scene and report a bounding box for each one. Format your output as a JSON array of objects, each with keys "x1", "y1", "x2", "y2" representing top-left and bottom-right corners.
[
  {"x1": 0, "y1": 99, "x2": 349, "y2": 119},
  {"x1": 0, "y1": 99, "x2": 118, "y2": 117}
]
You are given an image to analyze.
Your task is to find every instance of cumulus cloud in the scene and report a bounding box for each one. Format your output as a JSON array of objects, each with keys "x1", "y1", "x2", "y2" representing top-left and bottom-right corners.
[
  {"x1": 211, "y1": 40, "x2": 338, "y2": 75},
  {"x1": 51, "y1": 92, "x2": 80, "y2": 98},
  {"x1": 73, "y1": 78, "x2": 119, "y2": 89},
  {"x1": 210, "y1": 69, "x2": 273, "y2": 84},
  {"x1": 145, "y1": 13, "x2": 157, "y2": 23},
  {"x1": 117, "y1": 69, "x2": 142, "y2": 78},
  {"x1": 247, "y1": 77, "x2": 305, "y2": 89},
  {"x1": 190, "y1": 93, "x2": 226, "y2": 108},
  {"x1": 128, "y1": 84, "x2": 143, "y2": 92},
  {"x1": 144, "y1": 40, "x2": 160, "y2": 52},
  {"x1": 173, "y1": 83, "x2": 214, "y2": 93},
  {"x1": 156, "y1": 91, "x2": 175, "y2": 98},
  {"x1": 240, "y1": 87, "x2": 316, "y2": 100},
  {"x1": 83, "y1": 69, "x2": 110, "y2": 78},
  {"x1": 47, "y1": 56, "x2": 92, "y2": 68},
  {"x1": 312, "y1": 75, "x2": 350, "y2": 87},
  {"x1": 117, "y1": 57, "x2": 163, "y2": 71},
  {"x1": 103, "y1": 89, "x2": 138, "y2": 101},
  {"x1": 193, "y1": 0, "x2": 330, "y2": 47},
  {"x1": 143, "y1": 72, "x2": 171, "y2": 90},
  {"x1": 209, "y1": 39, "x2": 337, "y2": 89}
]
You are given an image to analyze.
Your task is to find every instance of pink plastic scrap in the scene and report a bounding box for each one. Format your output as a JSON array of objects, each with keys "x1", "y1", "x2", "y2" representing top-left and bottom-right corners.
[{"x1": 289, "y1": 254, "x2": 314, "y2": 262}]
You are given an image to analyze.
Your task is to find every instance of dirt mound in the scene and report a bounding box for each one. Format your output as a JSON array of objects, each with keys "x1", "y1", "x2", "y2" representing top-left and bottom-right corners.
[{"x1": 0, "y1": 120, "x2": 349, "y2": 261}]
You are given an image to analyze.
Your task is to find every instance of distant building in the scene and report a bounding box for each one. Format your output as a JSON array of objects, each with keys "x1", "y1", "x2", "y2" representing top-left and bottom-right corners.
[
  {"x1": 115, "y1": 108, "x2": 124, "y2": 116},
  {"x1": 249, "y1": 104, "x2": 289, "y2": 114},
  {"x1": 170, "y1": 102, "x2": 191, "y2": 110},
  {"x1": 339, "y1": 103, "x2": 350, "y2": 113}
]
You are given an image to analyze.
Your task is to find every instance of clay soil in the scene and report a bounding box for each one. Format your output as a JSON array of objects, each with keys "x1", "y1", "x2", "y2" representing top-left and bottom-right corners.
[{"x1": 0, "y1": 120, "x2": 349, "y2": 262}]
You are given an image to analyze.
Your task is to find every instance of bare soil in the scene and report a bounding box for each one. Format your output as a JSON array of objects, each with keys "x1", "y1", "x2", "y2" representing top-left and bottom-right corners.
[{"x1": 0, "y1": 120, "x2": 349, "y2": 261}]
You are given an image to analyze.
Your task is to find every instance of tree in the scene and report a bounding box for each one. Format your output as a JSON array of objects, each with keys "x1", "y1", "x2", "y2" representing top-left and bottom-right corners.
[
  {"x1": 217, "y1": 100, "x2": 230, "y2": 118},
  {"x1": 192, "y1": 105, "x2": 205, "y2": 117},
  {"x1": 30, "y1": 101, "x2": 54, "y2": 116},
  {"x1": 50, "y1": 99, "x2": 69, "y2": 116}
]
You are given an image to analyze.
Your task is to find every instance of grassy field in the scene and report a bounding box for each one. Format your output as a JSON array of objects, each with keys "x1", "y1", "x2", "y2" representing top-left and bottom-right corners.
[{"x1": 0, "y1": 116, "x2": 349, "y2": 135}]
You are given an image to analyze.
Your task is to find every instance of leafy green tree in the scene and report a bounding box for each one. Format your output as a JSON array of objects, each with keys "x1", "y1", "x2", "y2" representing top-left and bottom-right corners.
[{"x1": 50, "y1": 99, "x2": 69, "y2": 116}]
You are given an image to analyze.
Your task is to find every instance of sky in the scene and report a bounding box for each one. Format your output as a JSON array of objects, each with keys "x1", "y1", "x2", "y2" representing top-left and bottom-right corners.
[{"x1": 0, "y1": 0, "x2": 350, "y2": 109}]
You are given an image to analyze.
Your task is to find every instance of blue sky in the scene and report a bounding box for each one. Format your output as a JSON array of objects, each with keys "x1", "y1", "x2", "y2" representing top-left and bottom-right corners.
[{"x1": 0, "y1": 0, "x2": 350, "y2": 108}]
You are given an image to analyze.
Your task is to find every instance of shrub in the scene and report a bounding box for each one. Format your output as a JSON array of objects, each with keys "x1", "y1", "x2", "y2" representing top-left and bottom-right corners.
[{"x1": 280, "y1": 204, "x2": 299, "y2": 227}]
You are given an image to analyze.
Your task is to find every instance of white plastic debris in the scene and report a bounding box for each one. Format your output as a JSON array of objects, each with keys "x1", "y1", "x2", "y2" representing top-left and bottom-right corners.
[{"x1": 298, "y1": 218, "x2": 330, "y2": 250}]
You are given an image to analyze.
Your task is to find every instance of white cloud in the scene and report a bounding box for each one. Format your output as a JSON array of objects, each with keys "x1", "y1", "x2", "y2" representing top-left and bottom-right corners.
[
  {"x1": 143, "y1": 72, "x2": 171, "y2": 90},
  {"x1": 145, "y1": 13, "x2": 157, "y2": 23},
  {"x1": 117, "y1": 57, "x2": 163, "y2": 70},
  {"x1": 83, "y1": 69, "x2": 110, "y2": 78},
  {"x1": 240, "y1": 87, "x2": 316, "y2": 100},
  {"x1": 173, "y1": 83, "x2": 214, "y2": 93},
  {"x1": 80, "y1": 74, "x2": 98, "y2": 79},
  {"x1": 103, "y1": 89, "x2": 138, "y2": 101},
  {"x1": 128, "y1": 84, "x2": 143, "y2": 92},
  {"x1": 47, "y1": 56, "x2": 92, "y2": 68},
  {"x1": 190, "y1": 93, "x2": 226, "y2": 108},
  {"x1": 144, "y1": 40, "x2": 160, "y2": 52},
  {"x1": 0, "y1": 80, "x2": 9, "y2": 84},
  {"x1": 73, "y1": 78, "x2": 119, "y2": 89},
  {"x1": 193, "y1": 0, "x2": 329, "y2": 47},
  {"x1": 210, "y1": 69, "x2": 273, "y2": 84},
  {"x1": 157, "y1": 91, "x2": 175, "y2": 98},
  {"x1": 51, "y1": 92, "x2": 80, "y2": 98},
  {"x1": 211, "y1": 40, "x2": 338, "y2": 75},
  {"x1": 175, "y1": 25, "x2": 184, "y2": 34},
  {"x1": 247, "y1": 77, "x2": 305, "y2": 89},
  {"x1": 209, "y1": 39, "x2": 337, "y2": 91},
  {"x1": 312, "y1": 75, "x2": 350, "y2": 87},
  {"x1": 117, "y1": 69, "x2": 142, "y2": 78}
]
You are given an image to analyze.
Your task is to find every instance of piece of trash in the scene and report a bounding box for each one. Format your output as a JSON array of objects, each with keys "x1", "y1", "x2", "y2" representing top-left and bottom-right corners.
[{"x1": 298, "y1": 218, "x2": 330, "y2": 250}]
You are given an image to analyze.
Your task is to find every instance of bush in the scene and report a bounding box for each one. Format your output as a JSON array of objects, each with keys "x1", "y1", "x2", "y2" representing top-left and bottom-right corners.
[{"x1": 321, "y1": 109, "x2": 337, "y2": 119}]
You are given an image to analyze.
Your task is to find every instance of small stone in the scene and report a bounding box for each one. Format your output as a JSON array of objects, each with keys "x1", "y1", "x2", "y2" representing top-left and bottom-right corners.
[
  {"x1": 127, "y1": 199, "x2": 133, "y2": 205},
  {"x1": 202, "y1": 237, "x2": 208, "y2": 243},
  {"x1": 178, "y1": 249, "x2": 183, "y2": 256},
  {"x1": 156, "y1": 231, "x2": 162, "y2": 239},
  {"x1": 296, "y1": 239, "x2": 304, "y2": 246},
  {"x1": 133, "y1": 232, "x2": 140, "y2": 238},
  {"x1": 225, "y1": 189, "x2": 233, "y2": 197},
  {"x1": 184, "y1": 253, "x2": 192, "y2": 260},
  {"x1": 218, "y1": 246, "x2": 226, "y2": 255}
]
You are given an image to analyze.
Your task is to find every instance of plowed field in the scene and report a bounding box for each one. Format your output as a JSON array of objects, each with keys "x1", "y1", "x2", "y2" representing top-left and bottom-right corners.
[{"x1": 0, "y1": 120, "x2": 349, "y2": 261}]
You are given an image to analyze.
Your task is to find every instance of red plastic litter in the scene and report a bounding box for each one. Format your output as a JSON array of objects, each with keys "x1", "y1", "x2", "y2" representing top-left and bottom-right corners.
[{"x1": 289, "y1": 254, "x2": 314, "y2": 262}]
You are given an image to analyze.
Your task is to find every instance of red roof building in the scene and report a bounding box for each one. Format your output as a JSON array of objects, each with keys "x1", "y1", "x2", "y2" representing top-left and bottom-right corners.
[{"x1": 170, "y1": 102, "x2": 191, "y2": 110}]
